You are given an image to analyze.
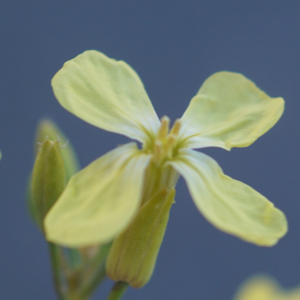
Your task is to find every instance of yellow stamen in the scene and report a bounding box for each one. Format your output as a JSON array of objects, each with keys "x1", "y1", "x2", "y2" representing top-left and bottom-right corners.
[
  {"x1": 153, "y1": 140, "x2": 162, "y2": 164},
  {"x1": 165, "y1": 134, "x2": 177, "y2": 157},
  {"x1": 151, "y1": 117, "x2": 182, "y2": 165},
  {"x1": 169, "y1": 118, "x2": 182, "y2": 136},
  {"x1": 157, "y1": 116, "x2": 170, "y2": 140}
]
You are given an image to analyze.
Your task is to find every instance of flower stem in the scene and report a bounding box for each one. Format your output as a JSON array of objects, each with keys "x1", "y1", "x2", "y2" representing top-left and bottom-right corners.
[
  {"x1": 106, "y1": 282, "x2": 128, "y2": 300},
  {"x1": 48, "y1": 242, "x2": 64, "y2": 299},
  {"x1": 78, "y1": 243, "x2": 111, "y2": 298}
]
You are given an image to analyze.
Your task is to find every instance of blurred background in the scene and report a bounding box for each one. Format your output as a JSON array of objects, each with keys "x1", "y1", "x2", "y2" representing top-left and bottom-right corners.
[{"x1": 1, "y1": 1, "x2": 299, "y2": 299}]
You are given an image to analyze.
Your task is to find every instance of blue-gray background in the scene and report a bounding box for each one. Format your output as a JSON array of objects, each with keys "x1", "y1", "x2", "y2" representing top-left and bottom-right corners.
[{"x1": 1, "y1": 1, "x2": 299, "y2": 299}]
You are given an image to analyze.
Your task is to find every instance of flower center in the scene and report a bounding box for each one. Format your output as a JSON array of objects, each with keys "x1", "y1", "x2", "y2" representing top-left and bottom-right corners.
[
  {"x1": 151, "y1": 116, "x2": 182, "y2": 166},
  {"x1": 141, "y1": 116, "x2": 181, "y2": 204}
]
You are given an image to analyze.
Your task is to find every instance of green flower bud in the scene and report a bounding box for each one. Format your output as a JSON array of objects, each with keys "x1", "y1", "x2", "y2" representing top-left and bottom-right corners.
[
  {"x1": 106, "y1": 187, "x2": 175, "y2": 288},
  {"x1": 35, "y1": 119, "x2": 80, "y2": 180},
  {"x1": 30, "y1": 139, "x2": 66, "y2": 232},
  {"x1": 28, "y1": 119, "x2": 80, "y2": 227}
]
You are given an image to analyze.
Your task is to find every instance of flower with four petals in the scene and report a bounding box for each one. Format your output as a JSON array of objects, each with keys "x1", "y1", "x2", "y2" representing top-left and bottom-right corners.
[{"x1": 45, "y1": 50, "x2": 287, "y2": 248}]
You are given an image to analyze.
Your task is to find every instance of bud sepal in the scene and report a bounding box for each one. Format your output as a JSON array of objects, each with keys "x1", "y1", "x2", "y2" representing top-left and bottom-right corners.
[
  {"x1": 106, "y1": 187, "x2": 175, "y2": 288},
  {"x1": 30, "y1": 139, "x2": 66, "y2": 231}
]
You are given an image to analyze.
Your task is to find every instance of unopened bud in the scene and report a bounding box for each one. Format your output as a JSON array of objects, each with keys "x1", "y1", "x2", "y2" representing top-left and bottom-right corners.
[
  {"x1": 106, "y1": 188, "x2": 175, "y2": 288},
  {"x1": 30, "y1": 139, "x2": 66, "y2": 231},
  {"x1": 35, "y1": 119, "x2": 79, "y2": 180}
]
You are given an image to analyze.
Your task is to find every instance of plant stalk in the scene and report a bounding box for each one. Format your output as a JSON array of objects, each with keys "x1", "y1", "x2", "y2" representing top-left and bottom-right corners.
[{"x1": 106, "y1": 282, "x2": 128, "y2": 300}]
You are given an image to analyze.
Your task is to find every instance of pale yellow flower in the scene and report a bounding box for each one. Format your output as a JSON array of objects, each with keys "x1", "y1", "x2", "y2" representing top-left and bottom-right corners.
[
  {"x1": 234, "y1": 276, "x2": 300, "y2": 300},
  {"x1": 45, "y1": 50, "x2": 287, "y2": 247}
]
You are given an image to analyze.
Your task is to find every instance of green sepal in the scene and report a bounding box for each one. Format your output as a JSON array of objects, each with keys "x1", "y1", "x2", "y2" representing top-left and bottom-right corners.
[
  {"x1": 35, "y1": 119, "x2": 80, "y2": 180},
  {"x1": 26, "y1": 172, "x2": 38, "y2": 224},
  {"x1": 106, "y1": 187, "x2": 175, "y2": 288},
  {"x1": 30, "y1": 139, "x2": 66, "y2": 232}
]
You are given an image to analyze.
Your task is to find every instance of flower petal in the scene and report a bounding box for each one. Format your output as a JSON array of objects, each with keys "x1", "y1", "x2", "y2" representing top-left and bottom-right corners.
[
  {"x1": 234, "y1": 276, "x2": 300, "y2": 300},
  {"x1": 180, "y1": 72, "x2": 284, "y2": 150},
  {"x1": 52, "y1": 50, "x2": 160, "y2": 143},
  {"x1": 44, "y1": 143, "x2": 151, "y2": 247},
  {"x1": 234, "y1": 276, "x2": 277, "y2": 300},
  {"x1": 168, "y1": 149, "x2": 287, "y2": 246}
]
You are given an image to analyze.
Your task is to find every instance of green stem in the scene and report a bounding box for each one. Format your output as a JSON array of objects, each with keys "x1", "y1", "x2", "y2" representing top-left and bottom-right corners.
[
  {"x1": 106, "y1": 282, "x2": 128, "y2": 300},
  {"x1": 65, "y1": 290, "x2": 88, "y2": 300},
  {"x1": 48, "y1": 242, "x2": 64, "y2": 300},
  {"x1": 78, "y1": 244, "x2": 112, "y2": 298},
  {"x1": 48, "y1": 242, "x2": 93, "y2": 300}
]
